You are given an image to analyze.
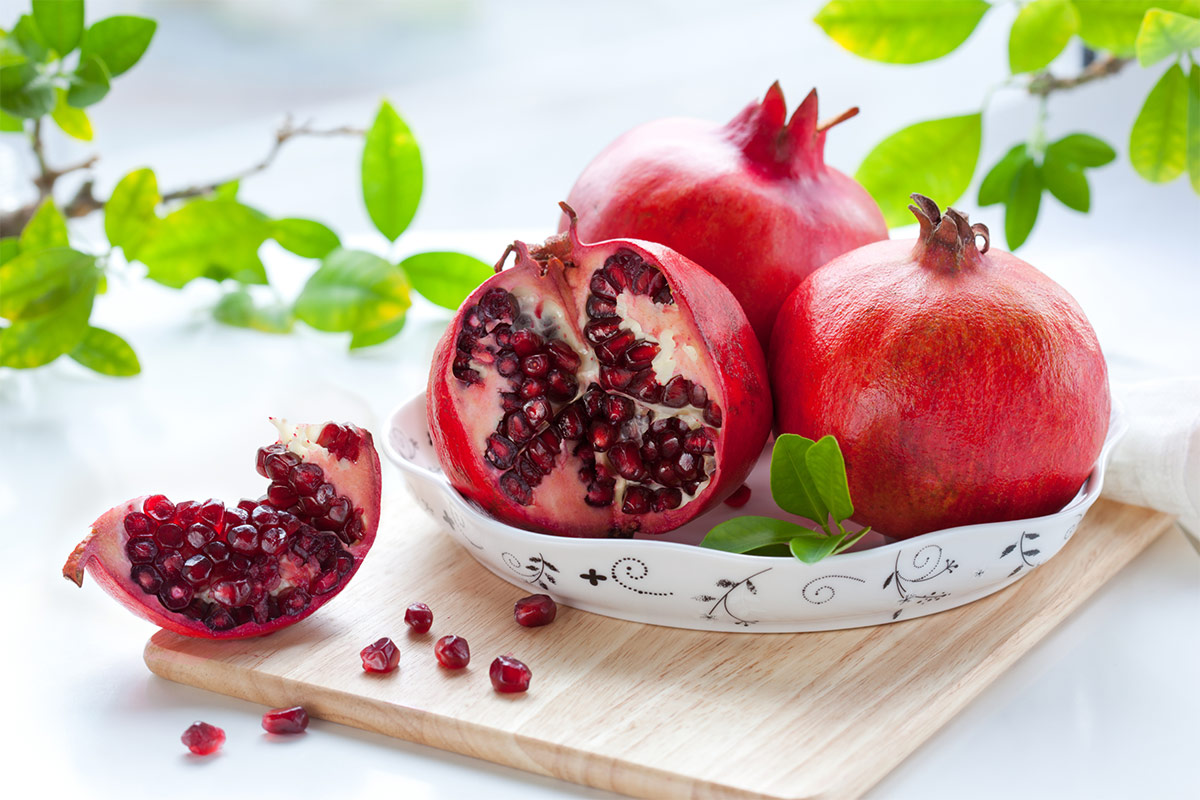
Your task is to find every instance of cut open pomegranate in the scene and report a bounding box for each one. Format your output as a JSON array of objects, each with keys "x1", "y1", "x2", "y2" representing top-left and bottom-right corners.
[
  {"x1": 428, "y1": 204, "x2": 771, "y2": 537},
  {"x1": 62, "y1": 420, "x2": 381, "y2": 639}
]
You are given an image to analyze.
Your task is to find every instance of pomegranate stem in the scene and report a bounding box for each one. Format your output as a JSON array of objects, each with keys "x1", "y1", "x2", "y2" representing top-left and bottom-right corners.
[{"x1": 816, "y1": 106, "x2": 859, "y2": 133}]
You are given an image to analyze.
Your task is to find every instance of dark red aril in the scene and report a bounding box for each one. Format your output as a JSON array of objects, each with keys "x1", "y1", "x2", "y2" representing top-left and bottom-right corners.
[
  {"x1": 489, "y1": 655, "x2": 532, "y2": 694},
  {"x1": 360, "y1": 637, "x2": 400, "y2": 673},
  {"x1": 434, "y1": 635, "x2": 471, "y2": 669},
  {"x1": 261, "y1": 706, "x2": 310, "y2": 735},
  {"x1": 513, "y1": 594, "x2": 557, "y2": 627},
  {"x1": 181, "y1": 721, "x2": 225, "y2": 755},
  {"x1": 724, "y1": 484, "x2": 752, "y2": 508},
  {"x1": 404, "y1": 602, "x2": 433, "y2": 634}
]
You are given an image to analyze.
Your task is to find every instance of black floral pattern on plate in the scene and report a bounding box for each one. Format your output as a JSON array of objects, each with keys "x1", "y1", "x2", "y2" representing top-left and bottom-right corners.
[
  {"x1": 694, "y1": 568, "x2": 771, "y2": 627},
  {"x1": 884, "y1": 544, "x2": 957, "y2": 620}
]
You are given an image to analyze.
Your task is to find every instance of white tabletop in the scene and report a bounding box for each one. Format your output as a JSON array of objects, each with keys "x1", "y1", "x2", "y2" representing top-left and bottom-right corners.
[{"x1": 3, "y1": 1, "x2": 1199, "y2": 797}]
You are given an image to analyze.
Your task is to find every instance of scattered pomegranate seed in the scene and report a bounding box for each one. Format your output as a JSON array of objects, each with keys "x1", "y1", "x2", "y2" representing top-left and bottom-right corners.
[
  {"x1": 724, "y1": 484, "x2": 752, "y2": 508},
  {"x1": 513, "y1": 594, "x2": 557, "y2": 627},
  {"x1": 434, "y1": 635, "x2": 471, "y2": 669},
  {"x1": 404, "y1": 602, "x2": 433, "y2": 633},
  {"x1": 261, "y1": 706, "x2": 309, "y2": 734},
  {"x1": 490, "y1": 655, "x2": 531, "y2": 693},
  {"x1": 360, "y1": 637, "x2": 400, "y2": 673},
  {"x1": 181, "y1": 721, "x2": 225, "y2": 755}
]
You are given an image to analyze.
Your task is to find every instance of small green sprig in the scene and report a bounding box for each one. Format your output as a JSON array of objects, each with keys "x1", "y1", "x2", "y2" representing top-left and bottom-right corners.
[{"x1": 700, "y1": 434, "x2": 869, "y2": 565}]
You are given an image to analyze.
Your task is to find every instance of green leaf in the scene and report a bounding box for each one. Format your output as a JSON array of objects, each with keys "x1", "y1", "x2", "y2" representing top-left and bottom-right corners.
[
  {"x1": 32, "y1": 0, "x2": 84, "y2": 56},
  {"x1": 0, "y1": 285, "x2": 94, "y2": 368},
  {"x1": 80, "y1": 15, "x2": 156, "y2": 77},
  {"x1": 214, "y1": 179, "x2": 239, "y2": 200},
  {"x1": 769, "y1": 434, "x2": 829, "y2": 525},
  {"x1": 136, "y1": 199, "x2": 269, "y2": 288},
  {"x1": 12, "y1": 15, "x2": 51, "y2": 63},
  {"x1": 1, "y1": 75, "x2": 54, "y2": 118},
  {"x1": 1130, "y1": 63, "x2": 1190, "y2": 182},
  {"x1": 361, "y1": 100, "x2": 423, "y2": 241},
  {"x1": 1137, "y1": 9, "x2": 1200, "y2": 66},
  {"x1": 69, "y1": 326, "x2": 140, "y2": 376},
  {"x1": 813, "y1": 0, "x2": 989, "y2": 64},
  {"x1": 213, "y1": 289, "x2": 294, "y2": 334},
  {"x1": 0, "y1": 238, "x2": 18, "y2": 265},
  {"x1": 856, "y1": 113, "x2": 983, "y2": 227},
  {"x1": 104, "y1": 168, "x2": 160, "y2": 258},
  {"x1": 978, "y1": 144, "x2": 1029, "y2": 206},
  {"x1": 700, "y1": 516, "x2": 816, "y2": 554},
  {"x1": 399, "y1": 251, "x2": 493, "y2": 310},
  {"x1": 0, "y1": 247, "x2": 97, "y2": 320},
  {"x1": 788, "y1": 532, "x2": 846, "y2": 565},
  {"x1": 804, "y1": 435, "x2": 854, "y2": 522},
  {"x1": 19, "y1": 198, "x2": 69, "y2": 251},
  {"x1": 0, "y1": 110, "x2": 23, "y2": 132},
  {"x1": 1189, "y1": 63, "x2": 1200, "y2": 192},
  {"x1": 1075, "y1": 0, "x2": 1200, "y2": 57},
  {"x1": 50, "y1": 87, "x2": 92, "y2": 140},
  {"x1": 67, "y1": 55, "x2": 111, "y2": 108},
  {"x1": 0, "y1": 31, "x2": 38, "y2": 95},
  {"x1": 271, "y1": 218, "x2": 341, "y2": 259},
  {"x1": 294, "y1": 249, "x2": 411, "y2": 344},
  {"x1": 1045, "y1": 133, "x2": 1117, "y2": 167},
  {"x1": 1042, "y1": 151, "x2": 1091, "y2": 211},
  {"x1": 349, "y1": 314, "x2": 408, "y2": 349},
  {"x1": 1005, "y1": 159, "x2": 1043, "y2": 249},
  {"x1": 1009, "y1": 0, "x2": 1080, "y2": 74}
]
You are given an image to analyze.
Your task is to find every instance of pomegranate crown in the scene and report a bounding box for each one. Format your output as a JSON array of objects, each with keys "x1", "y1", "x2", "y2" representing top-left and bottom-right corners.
[
  {"x1": 724, "y1": 82, "x2": 859, "y2": 175},
  {"x1": 495, "y1": 202, "x2": 582, "y2": 277},
  {"x1": 908, "y1": 194, "x2": 990, "y2": 271}
]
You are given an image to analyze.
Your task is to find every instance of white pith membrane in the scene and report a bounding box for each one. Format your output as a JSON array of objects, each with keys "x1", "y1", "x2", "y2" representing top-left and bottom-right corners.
[
  {"x1": 450, "y1": 246, "x2": 725, "y2": 536},
  {"x1": 118, "y1": 421, "x2": 370, "y2": 631}
]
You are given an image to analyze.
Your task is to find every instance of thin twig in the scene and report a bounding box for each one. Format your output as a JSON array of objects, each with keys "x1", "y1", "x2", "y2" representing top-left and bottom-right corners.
[{"x1": 1028, "y1": 54, "x2": 1130, "y2": 97}]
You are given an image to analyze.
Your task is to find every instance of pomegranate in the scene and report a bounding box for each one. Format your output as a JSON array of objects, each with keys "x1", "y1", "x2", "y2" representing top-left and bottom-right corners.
[
  {"x1": 561, "y1": 82, "x2": 888, "y2": 349},
  {"x1": 428, "y1": 204, "x2": 771, "y2": 538},
  {"x1": 62, "y1": 420, "x2": 382, "y2": 638},
  {"x1": 182, "y1": 722, "x2": 225, "y2": 755},
  {"x1": 770, "y1": 194, "x2": 1111, "y2": 539}
]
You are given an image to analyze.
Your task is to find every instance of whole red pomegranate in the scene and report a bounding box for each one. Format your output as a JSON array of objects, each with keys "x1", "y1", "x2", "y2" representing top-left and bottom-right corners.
[
  {"x1": 561, "y1": 82, "x2": 888, "y2": 348},
  {"x1": 771, "y1": 195, "x2": 1110, "y2": 539},
  {"x1": 428, "y1": 204, "x2": 771, "y2": 538},
  {"x1": 63, "y1": 420, "x2": 381, "y2": 637}
]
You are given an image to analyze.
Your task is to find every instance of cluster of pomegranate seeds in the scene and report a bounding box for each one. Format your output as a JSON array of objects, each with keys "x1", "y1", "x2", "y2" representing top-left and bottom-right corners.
[
  {"x1": 723, "y1": 484, "x2": 752, "y2": 508},
  {"x1": 404, "y1": 602, "x2": 433, "y2": 633},
  {"x1": 489, "y1": 655, "x2": 532, "y2": 694},
  {"x1": 119, "y1": 426, "x2": 367, "y2": 633},
  {"x1": 360, "y1": 637, "x2": 400, "y2": 673},
  {"x1": 261, "y1": 706, "x2": 309, "y2": 734},
  {"x1": 457, "y1": 249, "x2": 723, "y2": 520},
  {"x1": 513, "y1": 594, "x2": 557, "y2": 627},
  {"x1": 181, "y1": 721, "x2": 225, "y2": 755},
  {"x1": 434, "y1": 635, "x2": 471, "y2": 669}
]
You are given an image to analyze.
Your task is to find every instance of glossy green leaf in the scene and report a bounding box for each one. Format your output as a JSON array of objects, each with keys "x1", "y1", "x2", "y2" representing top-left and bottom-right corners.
[
  {"x1": 813, "y1": 0, "x2": 989, "y2": 64},
  {"x1": 0, "y1": 110, "x2": 23, "y2": 131},
  {"x1": 1005, "y1": 159, "x2": 1043, "y2": 249},
  {"x1": 1130, "y1": 63, "x2": 1190, "y2": 182},
  {"x1": 399, "y1": 251, "x2": 494, "y2": 310},
  {"x1": 0, "y1": 286, "x2": 93, "y2": 368},
  {"x1": 701, "y1": 516, "x2": 817, "y2": 554},
  {"x1": 770, "y1": 434, "x2": 829, "y2": 525},
  {"x1": 1009, "y1": 0, "x2": 1080, "y2": 74},
  {"x1": 80, "y1": 15, "x2": 157, "y2": 77},
  {"x1": 856, "y1": 113, "x2": 983, "y2": 227},
  {"x1": 50, "y1": 87, "x2": 92, "y2": 140},
  {"x1": 0, "y1": 31, "x2": 37, "y2": 95},
  {"x1": 214, "y1": 179, "x2": 239, "y2": 200},
  {"x1": 32, "y1": 0, "x2": 84, "y2": 56},
  {"x1": 0, "y1": 237, "x2": 18, "y2": 265},
  {"x1": 1137, "y1": 9, "x2": 1200, "y2": 66},
  {"x1": 271, "y1": 218, "x2": 341, "y2": 259},
  {"x1": 1074, "y1": 0, "x2": 1200, "y2": 57},
  {"x1": 69, "y1": 326, "x2": 140, "y2": 376},
  {"x1": 978, "y1": 144, "x2": 1029, "y2": 206},
  {"x1": 67, "y1": 55, "x2": 111, "y2": 108},
  {"x1": 19, "y1": 198, "x2": 69, "y2": 251},
  {"x1": 1188, "y1": 63, "x2": 1200, "y2": 192},
  {"x1": 361, "y1": 100, "x2": 422, "y2": 241},
  {"x1": 1045, "y1": 133, "x2": 1117, "y2": 167},
  {"x1": 1042, "y1": 152, "x2": 1091, "y2": 211},
  {"x1": 0, "y1": 247, "x2": 97, "y2": 320},
  {"x1": 12, "y1": 15, "x2": 50, "y2": 63},
  {"x1": 104, "y1": 168, "x2": 160, "y2": 258},
  {"x1": 1, "y1": 75, "x2": 54, "y2": 118},
  {"x1": 788, "y1": 532, "x2": 846, "y2": 565},
  {"x1": 804, "y1": 435, "x2": 854, "y2": 522},
  {"x1": 294, "y1": 249, "x2": 411, "y2": 341},
  {"x1": 213, "y1": 289, "x2": 294, "y2": 334},
  {"x1": 136, "y1": 199, "x2": 269, "y2": 288},
  {"x1": 349, "y1": 314, "x2": 408, "y2": 349}
]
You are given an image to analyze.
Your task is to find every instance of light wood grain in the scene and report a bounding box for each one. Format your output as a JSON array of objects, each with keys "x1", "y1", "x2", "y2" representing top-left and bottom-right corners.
[{"x1": 145, "y1": 495, "x2": 1173, "y2": 800}]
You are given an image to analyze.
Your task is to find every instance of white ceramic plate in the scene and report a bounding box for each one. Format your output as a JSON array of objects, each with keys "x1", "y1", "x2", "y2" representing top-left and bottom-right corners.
[{"x1": 384, "y1": 392, "x2": 1126, "y2": 632}]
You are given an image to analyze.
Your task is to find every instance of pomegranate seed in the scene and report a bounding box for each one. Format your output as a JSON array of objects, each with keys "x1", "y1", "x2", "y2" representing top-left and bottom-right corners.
[
  {"x1": 724, "y1": 484, "x2": 752, "y2": 508},
  {"x1": 500, "y1": 470, "x2": 533, "y2": 505},
  {"x1": 181, "y1": 555, "x2": 213, "y2": 585},
  {"x1": 159, "y1": 579, "x2": 193, "y2": 611},
  {"x1": 262, "y1": 706, "x2": 309, "y2": 734},
  {"x1": 496, "y1": 352, "x2": 520, "y2": 377},
  {"x1": 490, "y1": 655, "x2": 532, "y2": 693},
  {"x1": 519, "y1": 377, "x2": 546, "y2": 400},
  {"x1": 197, "y1": 499, "x2": 225, "y2": 529},
  {"x1": 480, "y1": 288, "x2": 517, "y2": 321},
  {"x1": 404, "y1": 602, "x2": 433, "y2": 633},
  {"x1": 434, "y1": 635, "x2": 471, "y2": 669},
  {"x1": 547, "y1": 340, "x2": 581, "y2": 370},
  {"x1": 514, "y1": 594, "x2": 557, "y2": 627},
  {"x1": 317, "y1": 423, "x2": 362, "y2": 462},
  {"x1": 590, "y1": 272, "x2": 617, "y2": 299},
  {"x1": 227, "y1": 524, "x2": 259, "y2": 553},
  {"x1": 360, "y1": 637, "x2": 400, "y2": 673},
  {"x1": 201, "y1": 540, "x2": 230, "y2": 562},
  {"x1": 586, "y1": 295, "x2": 617, "y2": 318},
  {"x1": 153, "y1": 522, "x2": 184, "y2": 549},
  {"x1": 622, "y1": 485, "x2": 653, "y2": 515},
  {"x1": 125, "y1": 537, "x2": 158, "y2": 564},
  {"x1": 131, "y1": 564, "x2": 163, "y2": 593},
  {"x1": 705, "y1": 401, "x2": 723, "y2": 427},
  {"x1": 181, "y1": 721, "x2": 225, "y2": 755},
  {"x1": 485, "y1": 435, "x2": 519, "y2": 470},
  {"x1": 124, "y1": 512, "x2": 153, "y2": 536},
  {"x1": 510, "y1": 329, "x2": 544, "y2": 357},
  {"x1": 143, "y1": 495, "x2": 176, "y2": 522}
]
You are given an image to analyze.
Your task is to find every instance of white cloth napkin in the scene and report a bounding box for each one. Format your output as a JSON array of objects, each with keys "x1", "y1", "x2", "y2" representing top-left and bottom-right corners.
[{"x1": 1103, "y1": 378, "x2": 1200, "y2": 542}]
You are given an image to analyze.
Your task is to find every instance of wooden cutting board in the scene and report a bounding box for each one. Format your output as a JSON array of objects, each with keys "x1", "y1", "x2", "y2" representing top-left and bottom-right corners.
[{"x1": 144, "y1": 494, "x2": 1173, "y2": 800}]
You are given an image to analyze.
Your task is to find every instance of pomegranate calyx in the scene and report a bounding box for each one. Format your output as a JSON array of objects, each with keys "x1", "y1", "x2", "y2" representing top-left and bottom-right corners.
[
  {"x1": 496, "y1": 202, "x2": 582, "y2": 276},
  {"x1": 909, "y1": 193, "x2": 991, "y2": 272}
]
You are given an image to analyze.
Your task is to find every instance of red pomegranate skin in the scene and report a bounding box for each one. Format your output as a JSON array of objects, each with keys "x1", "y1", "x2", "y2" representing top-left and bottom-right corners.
[
  {"x1": 770, "y1": 196, "x2": 1110, "y2": 539},
  {"x1": 562, "y1": 82, "x2": 887, "y2": 349}
]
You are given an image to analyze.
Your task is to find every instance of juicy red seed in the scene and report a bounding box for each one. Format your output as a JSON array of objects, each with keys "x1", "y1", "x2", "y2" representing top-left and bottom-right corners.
[
  {"x1": 279, "y1": 587, "x2": 310, "y2": 616},
  {"x1": 545, "y1": 370, "x2": 577, "y2": 400},
  {"x1": 519, "y1": 377, "x2": 546, "y2": 400},
  {"x1": 522, "y1": 397, "x2": 551, "y2": 426},
  {"x1": 228, "y1": 524, "x2": 259, "y2": 553},
  {"x1": 361, "y1": 637, "x2": 400, "y2": 673},
  {"x1": 660, "y1": 434, "x2": 682, "y2": 460},
  {"x1": 604, "y1": 260, "x2": 634, "y2": 291},
  {"x1": 185, "y1": 523, "x2": 216, "y2": 549},
  {"x1": 335, "y1": 553, "x2": 354, "y2": 575},
  {"x1": 175, "y1": 500, "x2": 200, "y2": 526},
  {"x1": 684, "y1": 429, "x2": 715, "y2": 454},
  {"x1": 318, "y1": 423, "x2": 362, "y2": 463},
  {"x1": 595, "y1": 330, "x2": 636, "y2": 365},
  {"x1": 197, "y1": 500, "x2": 224, "y2": 529},
  {"x1": 705, "y1": 402, "x2": 723, "y2": 428},
  {"x1": 201, "y1": 540, "x2": 230, "y2": 562},
  {"x1": 514, "y1": 594, "x2": 557, "y2": 627},
  {"x1": 250, "y1": 505, "x2": 279, "y2": 527},
  {"x1": 486, "y1": 435, "x2": 519, "y2": 470},
  {"x1": 622, "y1": 341, "x2": 659, "y2": 369},
  {"x1": 124, "y1": 512, "x2": 153, "y2": 537},
  {"x1": 511, "y1": 329, "x2": 544, "y2": 357},
  {"x1": 492, "y1": 323, "x2": 513, "y2": 347},
  {"x1": 453, "y1": 361, "x2": 480, "y2": 384},
  {"x1": 640, "y1": 440, "x2": 660, "y2": 464},
  {"x1": 456, "y1": 331, "x2": 477, "y2": 353},
  {"x1": 125, "y1": 536, "x2": 158, "y2": 564},
  {"x1": 290, "y1": 463, "x2": 324, "y2": 495},
  {"x1": 259, "y1": 526, "x2": 287, "y2": 555},
  {"x1": 662, "y1": 376, "x2": 691, "y2": 408},
  {"x1": 677, "y1": 452, "x2": 699, "y2": 480},
  {"x1": 554, "y1": 405, "x2": 587, "y2": 440},
  {"x1": 155, "y1": 550, "x2": 184, "y2": 579},
  {"x1": 230, "y1": 553, "x2": 252, "y2": 572},
  {"x1": 654, "y1": 461, "x2": 680, "y2": 486},
  {"x1": 603, "y1": 395, "x2": 634, "y2": 424},
  {"x1": 496, "y1": 352, "x2": 520, "y2": 377},
  {"x1": 585, "y1": 482, "x2": 616, "y2": 507},
  {"x1": 265, "y1": 453, "x2": 295, "y2": 482},
  {"x1": 206, "y1": 606, "x2": 237, "y2": 630},
  {"x1": 463, "y1": 304, "x2": 486, "y2": 332},
  {"x1": 589, "y1": 421, "x2": 615, "y2": 452},
  {"x1": 521, "y1": 353, "x2": 550, "y2": 377},
  {"x1": 434, "y1": 635, "x2": 471, "y2": 669},
  {"x1": 501, "y1": 471, "x2": 533, "y2": 505},
  {"x1": 262, "y1": 706, "x2": 309, "y2": 735},
  {"x1": 131, "y1": 564, "x2": 163, "y2": 593},
  {"x1": 646, "y1": 271, "x2": 668, "y2": 298},
  {"x1": 237, "y1": 499, "x2": 257, "y2": 513},
  {"x1": 653, "y1": 487, "x2": 683, "y2": 512},
  {"x1": 538, "y1": 430, "x2": 562, "y2": 454},
  {"x1": 546, "y1": 340, "x2": 581, "y2": 371},
  {"x1": 223, "y1": 507, "x2": 250, "y2": 529},
  {"x1": 516, "y1": 453, "x2": 544, "y2": 485},
  {"x1": 526, "y1": 439, "x2": 557, "y2": 473},
  {"x1": 584, "y1": 319, "x2": 620, "y2": 345},
  {"x1": 151, "y1": 522, "x2": 183, "y2": 549},
  {"x1": 724, "y1": 484, "x2": 752, "y2": 508},
  {"x1": 212, "y1": 579, "x2": 251, "y2": 607},
  {"x1": 159, "y1": 579, "x2": 194, "y2": 611},
  {"x1": 143, "y1": 495, "x2": 175, "y2": 522},
  {"x1": 628, "y1": 371, "x2": 663, "y2": 404},
  {"x1": 586, "y1": 295, "x2": 618, "y2": 319},
  {"x1": 599, "y1": 366, "x2": 636, "y2": 391},
  {"x1": 609, "y1": 441, "x2": 646, "y2": 480},
  {"x1": 181, "y1": 554, "x2": 213, "y2": 585},
  {"x1": 268, "y1": 482, "x2": 299, "y2": 509},
  {"x1": 311, "y1": 569, "x2": 340, "y2": 595},
  {"x1": 504, "y1": 411, "x2": 535, "y2": 444},
  {"x1": 500, "y1": 393, "x2": 523, "y2": 414},
  {"x1": 256, "y1": 444, "x2": 282, "y2": 477},
  {"x1": 481, "y1": 288, "x2": 517, "y2": 321},
  {"x1": 690, "y1": 383, "x2": 709, "y2": 408},
  {"x1": 589, "y1": 272, "x2": 617, "y2": 299},
  {"x1": 622, "y1": 485, "x2": 653, "y2": 514},
  {"x1": 181, "y1": 721, "x2": 225, "y2": 756},
  {"x1": 405, "y1": 603, "x2": 433, "y2": 633},
  {"x1": 490, "y1": 655, "x2": 531, "y2": 693},
  {"x1": 582, "y1": 388, "x2": 605, "y2": 418}
]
